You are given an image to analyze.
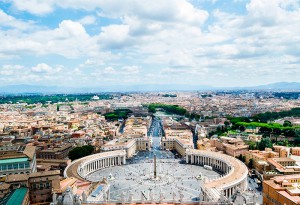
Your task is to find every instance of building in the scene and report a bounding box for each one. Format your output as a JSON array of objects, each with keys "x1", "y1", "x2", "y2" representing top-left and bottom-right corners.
[
  {"x1": 266, "y1": 158, "x2": 300, "y2": 177},
  {"x1": 0, "y1": 182, "x2": 10, "y2": 198},
  {"x1": 100, "y1": 137, "x2": 151, "y2": 158},
  {"x1": 263, "y1": 174, "x2": 300, "y2": 205},
  {"x1": 245, "y1": 148, "x2": 279, "y2": 173},
  {"x1": 5, "y1": 170, "x2": 60, "y2": 204},
  {"x1": 210, "y1": 137, "x2": 249, "y2": 157},
  {"x1": 0, "y1": 187, "x2": 30, "y2": 205},
  {"x1": 36, "y1": 143, "x2": 73, "y2": 159},
  {"x1": 161, "y1": 137, "x2": 193, "y2": 156},
  {"x1": 100, "y1": 116, "x2": 152, "y2": 158},
  {"x1": 161, "y1": 118, "x2": 194, "y2": 156},
  {"x1": 0, "y1": 145, "x2": 36, "y2": 181},
  {"x1": 28, "y1": 171, "x2": 60, "y2": 204},
  {"x1": 292, "y1": 147, "x2": 300, "y2": 156},
  {"x1": 273, "y1": 145, "x2": 290, "y2": 157},
  {"x1": 36, "y1": 158, "x2": 70, "y2": 176}
]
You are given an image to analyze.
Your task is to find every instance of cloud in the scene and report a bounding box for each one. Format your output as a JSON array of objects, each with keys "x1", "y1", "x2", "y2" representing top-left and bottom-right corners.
[
  {"x1": 0, "y1": 20, "x2": 100, "y2": 59},
  {"x1": 121, "y1": 66, "x2": 140, "y2": 74},
  {"x1": 1, "y1": 0, "x2": 300, "y2": 86},
  {"x1": 103, "y1": 67, "x2": 116, "y2": 74},
  {"x1": 78, "y1": 15, "x2": 96, "y2": 25},
  {"x1": 9, "y1": 0, "x2": 55, "y2": 15},
  {"x1": 31, "y1": 63, "x2": 62, "y2": 73},
  {"x1": 0, "y1": 9, "x2": 33, "y2": 30},
  {"x1": 0, "y1": 63, "x2": 66, "y2": 85},
  {"x1": 8, "y1": 0, "x2": 209, "y2": 25}
]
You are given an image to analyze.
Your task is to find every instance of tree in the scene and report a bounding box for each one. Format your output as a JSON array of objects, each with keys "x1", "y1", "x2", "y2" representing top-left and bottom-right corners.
[
  {"x1": 258, "y1": 137, "x2": 273, "y2": 151},
  {"x1": 239, "y1": 126, "x2": 246, "y2": 132},
  {"x1": 248, "y1": 158, "x2": 254, "y2": 169},
  {"x1": 283, "y1": 120, "x2": 292, "y2": 127},
  {"x1": 242, "y1": 156, "x2": 246, "y2": 163},
  {"x1": 224, "y1": 121, "x2": 230, "y2": 127},
  {"x1": 247, "y1": 141, "x2": 257, "y2": 150},
  {"x1": 68, "y1": 145, "x2": 94, "y2": 161},
  {"x1": 237, "y1": 154, "x2": 246, "y2": 163}
]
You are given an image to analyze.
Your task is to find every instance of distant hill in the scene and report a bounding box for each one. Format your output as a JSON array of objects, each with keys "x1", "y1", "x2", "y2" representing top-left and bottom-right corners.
[
  {"x1": 251, "y1": 82, "x2": 300, "y2": 90},
  {"x1": 0, "y1": 82, "x2": 299, "y2": 94},
  {"x1": 0, "y1": 84, "x2": 213, "y2": 94}
]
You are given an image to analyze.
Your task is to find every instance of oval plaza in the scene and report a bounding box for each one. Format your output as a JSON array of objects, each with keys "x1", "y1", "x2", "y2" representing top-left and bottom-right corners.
[{"x1": 64, "y1": 117, "x2": 249, "y2": 204}]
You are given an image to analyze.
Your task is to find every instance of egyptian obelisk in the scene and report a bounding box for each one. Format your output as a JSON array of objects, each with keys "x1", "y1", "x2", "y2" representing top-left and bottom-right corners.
[{"x1": 154, "y1": 154, "x2": 157, "y2": 179}]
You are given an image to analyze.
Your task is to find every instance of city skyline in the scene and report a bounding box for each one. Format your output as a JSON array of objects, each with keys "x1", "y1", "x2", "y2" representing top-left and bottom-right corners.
[{"x1": 0, "y1": 0, "x2": 300, "y2": 88}]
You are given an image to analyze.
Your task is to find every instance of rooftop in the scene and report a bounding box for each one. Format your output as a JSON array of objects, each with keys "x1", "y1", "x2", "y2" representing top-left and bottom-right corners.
[
  {"x1": 0, "y1": 157, "x2": 28, "y2": 164},
  {"x1": 5, "y1": 188, "x2": 28, "y2": 205}
]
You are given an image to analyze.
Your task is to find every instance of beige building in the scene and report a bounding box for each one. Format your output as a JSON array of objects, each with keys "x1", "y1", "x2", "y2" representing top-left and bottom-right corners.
[
  {"x1": 245, "y1": 148, "x2": 279, "y2": 173},
  {"x1": 161, "y1": 137, "x2": 193, "y2": 156},
  {"x1": 263, "y1": 174, "x2": 300, "y2": 205},
  {"x1": 101, "y1": 116, "x2": 152, "y2": 158},
  {"x1": 36, "y1": 143, "x2": 73, "y2": 159},
  {"x1": 5, "y1": 170, "x2": 60, "y2": 204},
  {"x1": 161, "y1": 118, "x2": 194, "y2": 156},
  {"x1": 101, "y1": 137, "x2": 151, "y2": 158},
  {"x1": 210, "y1": 137, "x2": 249, "y2": 157}
]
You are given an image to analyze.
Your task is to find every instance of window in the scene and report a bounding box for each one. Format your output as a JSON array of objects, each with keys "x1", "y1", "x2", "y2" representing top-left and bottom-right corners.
[{"x1": 13, "y1": 163, "x2": 18, "y2": 169}]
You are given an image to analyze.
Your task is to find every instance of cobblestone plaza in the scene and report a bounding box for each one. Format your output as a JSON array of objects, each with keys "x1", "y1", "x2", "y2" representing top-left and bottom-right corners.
[{"x1": 86, "y1": 156, "x2": 221, "y2": 203}]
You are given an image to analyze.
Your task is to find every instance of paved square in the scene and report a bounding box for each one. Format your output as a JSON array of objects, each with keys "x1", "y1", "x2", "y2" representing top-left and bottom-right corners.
[{"x1": 86, "y1": 158, "x2": 220, "y2": 203}]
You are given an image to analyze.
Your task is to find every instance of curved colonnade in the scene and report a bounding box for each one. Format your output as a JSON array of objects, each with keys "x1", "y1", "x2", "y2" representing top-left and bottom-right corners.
[
  {"x1": 186, "y1": 149, "x2": 248, "y2": 202},
  {"x1": 64, "y1": 150, "x2": 126, "y2": 179},
  {"x1": 64, "y1": 149, "x2": 247, "y2": 203}
]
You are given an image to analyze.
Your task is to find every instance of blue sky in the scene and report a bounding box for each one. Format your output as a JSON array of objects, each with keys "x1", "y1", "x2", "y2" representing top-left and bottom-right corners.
[{"x1": 0, "y1": 0, "x2": 299, "y2": 88}]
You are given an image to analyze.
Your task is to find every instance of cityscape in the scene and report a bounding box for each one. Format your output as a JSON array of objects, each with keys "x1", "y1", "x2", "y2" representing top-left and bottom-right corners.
[{"x1": 1, "y1": 1, "x2": 300, "y2": 205}]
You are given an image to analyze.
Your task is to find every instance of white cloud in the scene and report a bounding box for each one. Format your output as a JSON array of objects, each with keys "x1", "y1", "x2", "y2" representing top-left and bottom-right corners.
[
  {"x1": 10, "y1": 0, "x2": 55, "y2": 15},
  {"x1": 0, "y1": 9, "x2": 33, "y2": 30},
  {"x1": 1, "y1": 0, "x2": 300, "y2": 86},
  {"x1": 0, "y1": 20, "x2": 100, "y2": 59},
  {"x1": 78, "y1": 15, "x2": 96, "y2": 25},
  {"x1": 103, "y1": 67, "x2": 116, "y2": 74},
  {"x1": 121, "y1": 66, "x2": 140, "y2": 74},
  {"x1": 31, "y1": 63, "x2": 62, "y2": 73}
]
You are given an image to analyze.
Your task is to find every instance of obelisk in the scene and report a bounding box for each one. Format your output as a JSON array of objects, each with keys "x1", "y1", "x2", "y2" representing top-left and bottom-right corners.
[{"x1": 154, "y1": 154, "x2": 157, "y2": 179}]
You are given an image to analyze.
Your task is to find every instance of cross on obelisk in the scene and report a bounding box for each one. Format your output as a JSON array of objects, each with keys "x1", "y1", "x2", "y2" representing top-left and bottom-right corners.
[{"x1": 154, "y1": 154, "x2": 157, "y2": 179}]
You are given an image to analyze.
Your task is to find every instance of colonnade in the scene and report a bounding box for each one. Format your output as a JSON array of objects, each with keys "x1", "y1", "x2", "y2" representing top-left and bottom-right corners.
[
  {"x1": 185, "y1": 150, "x2": 248, "y2": 202},
  {"x1": 81, "y1": 155, "x2": 126, "y2": 177},
  {"x1": 64, "y1": 150, "x2": 127, "y2": 180},
  {"x1": 186, "y1": 154, "x2": 231, "y2": 173}
]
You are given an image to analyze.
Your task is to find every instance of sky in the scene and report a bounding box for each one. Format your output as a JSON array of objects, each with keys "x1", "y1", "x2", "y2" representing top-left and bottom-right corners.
[{"x1": 0, "y1": 0, "x2": 299, "y2": 88}]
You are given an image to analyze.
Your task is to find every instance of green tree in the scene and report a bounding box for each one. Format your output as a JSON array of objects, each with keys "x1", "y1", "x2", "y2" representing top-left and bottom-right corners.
[
  {"x1": 258, "y1": 137, "x2": 273, "y2": 151},
  {"x1": 283, "y1": 120, "x2": 292, "y2": 127},
  {"x1": 68, "y1": 145, "x2": 94, "y2": 161},
  {"x1": 248, "y1": 158, "x2": 254, "y2": 169},
  {"x1": 224, "y1": 121, "x2": 230, "y2": 128},
  {"x1": 237, "y1": 154, "x2": 245, "y2": 163},
  {"x1": 239, "y1": 126, "x2": 246, "y2": 132},
  {"x1": 246, "y1": 141, "x2": 257, "y2": 150}
]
